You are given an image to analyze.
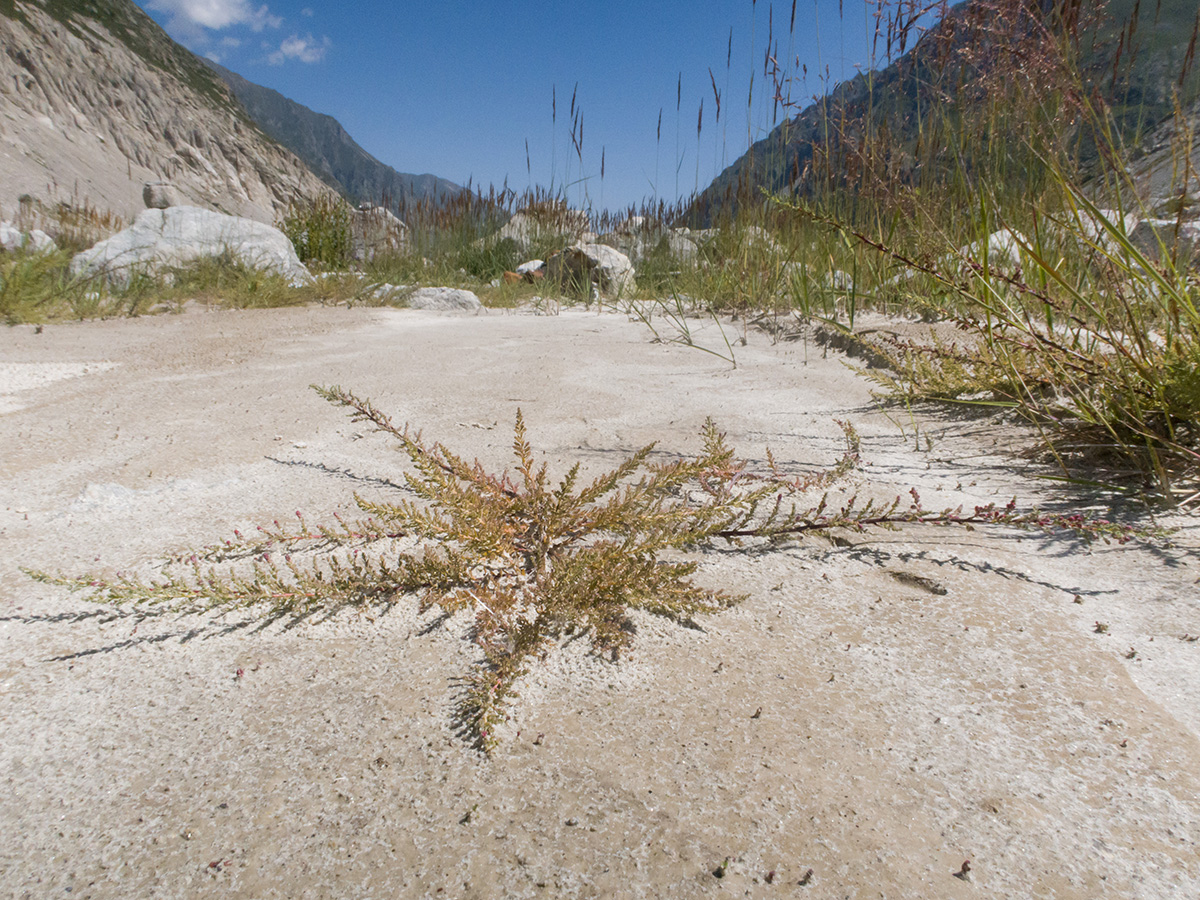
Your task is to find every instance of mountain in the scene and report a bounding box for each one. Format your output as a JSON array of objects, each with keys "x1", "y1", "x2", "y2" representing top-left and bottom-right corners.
[
  {"x1": 690, "y1": 0, "x2": 1200, "y2": 223},
  {"x1": 206, "y1": 61, "x2": 463, "y2": 209},
  {"x1": 0, "y1": 0, "x2": 332, "y2": 222}
]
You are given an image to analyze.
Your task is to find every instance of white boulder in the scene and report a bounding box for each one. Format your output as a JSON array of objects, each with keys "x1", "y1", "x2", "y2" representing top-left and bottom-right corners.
[
  {"x1": 143, "y1": 182, "x2": 183, "y2": 209},
  {"x1": 958, "y1": 228, "x2": 1030, "y2": 271},
  {"x1": 70, "y1": 206, "x2": 314, "y2": 286},
  {"x1": 1, "y1": 221, "x2": 56, "y2": 254},
  {"x1": 495, "y1": 208, "x2": 591, "y2": 252},
  {"x1": 547, "y1": 243, "x2": 636, "y2": 298},
  {"x1": 665, "y1": 228, "x2": 703, "y2": 262},
  {"x1": 407, "y1": 287, "x2": 482, "y2": 311},
  {"x1": 350, "y1": 205, "x2": 408, "y2": 261}
]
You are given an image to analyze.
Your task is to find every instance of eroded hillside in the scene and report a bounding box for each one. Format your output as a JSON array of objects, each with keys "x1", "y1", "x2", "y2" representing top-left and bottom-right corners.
[{"x1": 0, "y1": 0, "x2": 330, "y2": 221}]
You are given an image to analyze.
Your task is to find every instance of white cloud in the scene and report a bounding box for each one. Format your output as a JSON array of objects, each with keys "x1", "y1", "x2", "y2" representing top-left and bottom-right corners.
[
  {"x1": 268, "y1": 33, "x2": 330, "y2": 65},
  {"x1": 204, "y1": 50, "x2": 222, "y2": 63},
  {"x1": 147, "y1": 1, "x2": 281, "y2": 32},
  {"x1": 301, "y1": 7, "x2": 314, "y2": 16},
  {"x1": 220, "y1": 36, "x2": 242, "y2": 48}
]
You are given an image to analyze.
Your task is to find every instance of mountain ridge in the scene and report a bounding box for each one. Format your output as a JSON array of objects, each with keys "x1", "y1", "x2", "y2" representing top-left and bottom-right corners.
[
  {"x1": 0, "y1": 0, "x2": 331, "y2": 221},
  {"x1": 690, "y1": 0, "x2": 1200, "y2": 223},
  {"x1": 205, "y1": 60, "x2": 463, "y2": 210}
]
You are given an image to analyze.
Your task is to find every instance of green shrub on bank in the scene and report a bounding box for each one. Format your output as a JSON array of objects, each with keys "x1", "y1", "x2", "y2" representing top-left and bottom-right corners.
[{"x1": 279, "y1": 194, "x2": 353, "y2": 270}]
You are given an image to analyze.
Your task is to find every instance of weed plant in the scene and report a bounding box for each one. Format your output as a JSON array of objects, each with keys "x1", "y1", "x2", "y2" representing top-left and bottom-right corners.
[{"x1": 30, "y1": 386, "x2": 1159, "y2": 751}]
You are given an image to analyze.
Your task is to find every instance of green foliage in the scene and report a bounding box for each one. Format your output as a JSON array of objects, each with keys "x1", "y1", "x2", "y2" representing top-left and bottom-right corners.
[
  {"x1": 788, "y1": 187, "x2": 1200, "y2": 498},
  {"x1": 451, "y1": 235, "x2": 521, "y2": 280},
  {"x1": 0, "y1": 244, "x2": 134, "y2": 323},
  {"x1": 0, "y1": 246, "x2": 75, "y2": 324},
  {"x1": 163, "y1": 251, "x2": 314, "y2": 309},
  {"x1": 279, "y1": 195, "x2": 353, "y2": 270}
]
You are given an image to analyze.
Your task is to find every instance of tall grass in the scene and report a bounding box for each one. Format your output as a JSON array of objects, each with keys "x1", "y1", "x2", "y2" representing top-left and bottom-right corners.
[
  {"x1": 6, "y1": 0, "x2": 1198, "y2": 499},
  {"x1": 747, "y1": 0, "x2": 1200, "y2": 500}
]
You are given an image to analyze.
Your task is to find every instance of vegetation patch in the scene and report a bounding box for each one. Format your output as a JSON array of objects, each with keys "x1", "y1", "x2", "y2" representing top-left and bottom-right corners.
[{"x1": 29, "y1": 386, "x2": 1160, "y2": 752}]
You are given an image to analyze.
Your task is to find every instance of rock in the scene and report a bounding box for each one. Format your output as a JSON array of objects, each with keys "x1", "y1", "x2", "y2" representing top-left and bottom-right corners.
[
  {"x1": 603, "y1": 224, "x2": 706, "y2": 265},
  {"x1": 1, "y1": 221, "x2": 23, "y2": 252},
  {"x1": 407, "y1": 287, "x2": 482, "y2": 311},
  {"x1": 495, "y1": 208, "x2": 591, "y2": 253},
  {"x1": 350, "y1": 205, "x2": 408, "y2": 261},
  {"x1": 0, "y1": 3, "x2": 332, "y2": 223},
  {"x1": 546, "y1": 243, "x2": 636, "y2": 298},
  {"x1": 1068, "y1": 209, "x2": 1140, "y2": 253},
  {"x1": 26, "y1": 229, "x2": 55, "y2": 253},
  {"x1": 370, "y1": 283, "x2": 411, "y2": 303},
  {"x1": 0, "y1": 221, "x2": 56, "y2": 253},
  {"x1": 1130, "y1": 218, "x2": 1200, "y2": 265},
  {"x1": 1150, "y1": 193, "x2": 1200, "y2": 220},
  {"x1": 958, "y1": 228, "x2": 1029, "y2": 271},
  {"x1": 827, "y1": 269, "x2": 855, "y2": 291},
  {"x1": 665, "y1": 228, "x2": 704, "y2": 262},
  {"x1": 143, "y1": 182, "x2": 182, "y2": 209},
  {"x1": 70, "y1": 206, "x2": 314, "y2": 286},
  {"x1": 741, "y1": 225, "x2": 783, "y2": 255}
]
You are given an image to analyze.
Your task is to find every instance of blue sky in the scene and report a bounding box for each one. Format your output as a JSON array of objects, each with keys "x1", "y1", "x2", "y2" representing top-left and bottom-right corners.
[{"x1": 135, "y1": 1, "x2": 903, "y2": 212}]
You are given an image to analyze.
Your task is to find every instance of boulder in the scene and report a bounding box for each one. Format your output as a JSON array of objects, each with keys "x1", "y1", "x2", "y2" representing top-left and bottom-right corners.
[
  {"x1": 957, "y1": 228, "x2": 1030, "y2": 271},
  {"x1": 370, "y1": 283, "x2": 411, "y2": 304},
  {"x1": 827, "y1": 269, "x2": 855, "y2": 291},
  {"x1": 1067, "y1": 208, "x2": 1140, "y2": 254},
  {"x1": 27, "y1": 229, "x2": 54, "y2": 253},
  {"x1": 495, "y1": 208, "x2": 591, "y2": 253},
  {"x1": 614, "y1": 215, "x2": 647, "y2": 235},
  {"x1": 741, "y1": 224, "x2": 784, "y2": 255},
  {"x1": 546, "y1": 243, "x2": 636, "y2": 298},
  {"x1": 665, "y1": 228, "x2": 704, "y2": 262},
  {"x1": 1150, "y1": 192, "x2": 1200, "y2": 220},
  {"x1": 0, "y1": 221, "x2": 55, "y2": 253},
  {"x1": 407, "y1": 287, "x2": 482, "y2": 311},
  {"x1": 70, "y1": 206, "x2": 314, "y2": 286},
  {"x1": 602, "y1": 222, "x2": 710, "y2": 265},
  {"x1": 142, "y1": 182, "x2": 183, "y2": 209},
  {"x1": 1130, "y1": 218, "x2": 1200, "y2": 265},
  {"x1": 350, "y1": 205, "x2": 408, "y2": 262}
]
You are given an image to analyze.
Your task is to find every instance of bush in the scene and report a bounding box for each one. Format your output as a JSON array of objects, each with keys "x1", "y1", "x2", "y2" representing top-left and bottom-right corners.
[
  {"x1": 30, "y1": 387, "x2": 1153, "y2": 752},
  {"x1": 279, "y1": 195, "x2": 353, "y2": 270}
]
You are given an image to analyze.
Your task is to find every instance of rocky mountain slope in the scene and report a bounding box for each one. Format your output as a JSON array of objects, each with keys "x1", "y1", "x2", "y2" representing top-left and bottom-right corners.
[
  {"x1": 0, "y1": 0, "x2": 331, "y2": 223},
  {"x1": 691, "y1": 0, "x2": 1200, "y2": 222},
  {"x1": 207, "y1": 61, "x2": 463, "y2": 209}
]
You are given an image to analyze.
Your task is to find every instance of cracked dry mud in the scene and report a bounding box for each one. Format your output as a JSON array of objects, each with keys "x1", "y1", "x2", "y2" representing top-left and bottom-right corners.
[{"x1": 2, "y1": 305, "x2": 1198, "y2": 898}]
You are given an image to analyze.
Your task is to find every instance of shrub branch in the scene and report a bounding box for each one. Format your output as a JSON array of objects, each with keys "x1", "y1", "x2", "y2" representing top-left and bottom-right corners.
[{"x1": 26, "y1": 386, "x2": 1166, "y2": 751}]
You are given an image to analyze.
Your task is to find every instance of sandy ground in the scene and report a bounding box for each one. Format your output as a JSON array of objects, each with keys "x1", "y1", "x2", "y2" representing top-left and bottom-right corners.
[{"x1": 1, "y1": 304, "x2": 1198, "y2": 899}]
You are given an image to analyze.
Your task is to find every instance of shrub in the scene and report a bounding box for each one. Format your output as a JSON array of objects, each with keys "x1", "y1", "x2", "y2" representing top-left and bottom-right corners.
[
  {"x1": 30, "y1": 387, "x2": 1157, "y2": 752},
  {"x1": 279, "y1": 195, "x2": 353, "y2": 270},
  {"x1": 0, "y1": 246, "x2": 92, "y2": 324}
]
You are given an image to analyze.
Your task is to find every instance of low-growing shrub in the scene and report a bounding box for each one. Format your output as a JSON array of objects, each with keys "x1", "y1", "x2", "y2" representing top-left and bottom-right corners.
[
  {"x1": 30, "y1": 387, "x2": 1158, "y2": 751},
  {"x1": 279, "y1": 194, "x2": 353, "y2": 270}
]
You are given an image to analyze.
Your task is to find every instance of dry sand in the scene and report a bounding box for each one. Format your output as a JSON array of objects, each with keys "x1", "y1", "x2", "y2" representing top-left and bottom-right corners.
[{"x1": 1, "y1": 304, "x2": 1198, "y2": 899}]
